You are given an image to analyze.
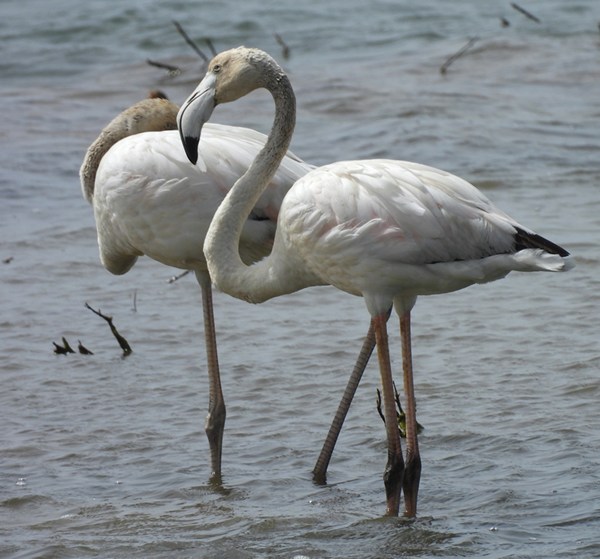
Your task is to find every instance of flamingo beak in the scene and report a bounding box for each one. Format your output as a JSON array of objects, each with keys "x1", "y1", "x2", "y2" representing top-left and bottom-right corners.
[{"x1": 177, "y1": 72, "x2": 217, "y2": 165}]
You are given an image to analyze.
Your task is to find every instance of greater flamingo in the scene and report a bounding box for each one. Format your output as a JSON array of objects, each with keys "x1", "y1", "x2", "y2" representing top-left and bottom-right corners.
[
  {"x1": 80, "y1": 95, "x2": 321, "y2": 480},
  {"x1": 177, "y1": 47, "x2": 573, "y2": 516}
]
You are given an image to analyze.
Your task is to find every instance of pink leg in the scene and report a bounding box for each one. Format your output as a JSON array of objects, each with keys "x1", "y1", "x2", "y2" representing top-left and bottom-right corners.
[
  {"x1": 373, "y1": 313, "x2": 404, "y2": 516},
  {"x1": 313, "y1": 322, "x2": 376, "y2": 484},
  {"x1": 197, "y1": 272, "x2": 225, "y2": 482},
  {"x1": 399, "y1": 311, "x2": 421, "y2": 517}
]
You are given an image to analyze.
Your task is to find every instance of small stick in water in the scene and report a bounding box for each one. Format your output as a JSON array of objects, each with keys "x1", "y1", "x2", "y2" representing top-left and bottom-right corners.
[
  {"x1": 440, "y1": 37, "x2": 479, "y2": 75},
  {"x1": 274, "y1": 33, "x2": 290, "y2": 59},
  {"x1": 146, "y1": 59, "x2": 182, "y2": 77},
  {"x1": 167, "y1": 270, "x2": 191, "y2": 284},
  {"x1": 78, "y1": 340, "x2": 94, "y2": 355},
  {"x1": 53, "y1": 337, "x2": 75, "y2": 355},
  {"x1": 510, "y1": 3, "x2": 541, "y2": 24},
  {"x1": 173, "y1": 20, "x2": 209, "y2": 61},
  {"x1": 85, "y1": 303, "x2": 132, "y2": 356},
  {"x1": 205, "y1": 38, "x2": 217, "y2": 57}
]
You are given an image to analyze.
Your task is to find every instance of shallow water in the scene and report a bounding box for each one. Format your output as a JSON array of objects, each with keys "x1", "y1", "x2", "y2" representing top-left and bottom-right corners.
[{"x1": 1, "y1": 1, "x2": 599, "y2": 557}]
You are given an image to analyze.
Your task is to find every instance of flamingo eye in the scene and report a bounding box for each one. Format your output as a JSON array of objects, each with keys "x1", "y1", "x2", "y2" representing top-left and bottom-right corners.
[{"x1": 212, "y1": 64, "x2": 222, "y2": 74}]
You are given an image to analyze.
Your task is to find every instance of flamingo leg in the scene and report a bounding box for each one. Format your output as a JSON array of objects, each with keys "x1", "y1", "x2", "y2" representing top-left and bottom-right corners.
[
  {"x1": 312, "y1": 322, "x2": 376, "y2": 484},
  {"x1": 399, "y1": 311, "x2": 421, "y2": 517},
  {"x1": 196, "y1": 271, "x2": 226, "y2": 482},
  {"x1": 373, "y1": 313, "x2": 404, "y2": 516}
]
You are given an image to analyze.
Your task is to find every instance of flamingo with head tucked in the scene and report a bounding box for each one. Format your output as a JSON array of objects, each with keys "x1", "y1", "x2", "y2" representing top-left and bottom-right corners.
[
  {"x1": 80, "y1": 95, "x2": 322, "y2": 480},
  {"x1": 177, "y1": 47, "x2": 572, "y2": 516}
]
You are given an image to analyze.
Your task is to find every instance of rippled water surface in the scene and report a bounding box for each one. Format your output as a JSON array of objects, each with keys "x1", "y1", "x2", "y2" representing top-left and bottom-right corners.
[{"x1": 1, "y1": 1, "x2": 599, "y2": 557}]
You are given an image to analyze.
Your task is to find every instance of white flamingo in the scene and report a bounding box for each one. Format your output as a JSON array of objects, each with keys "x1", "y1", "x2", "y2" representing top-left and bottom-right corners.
[
  {"x1": 177, "y1": 47, "x2": 573, "y2": 516},
  {"x1": 80, "y1": 94, "x2": 324, "y2": 480}
]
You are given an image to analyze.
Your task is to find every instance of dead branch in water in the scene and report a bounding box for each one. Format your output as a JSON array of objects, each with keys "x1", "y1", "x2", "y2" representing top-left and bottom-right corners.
[
  {"x1": 167, "y1": 270, "x2": 192, "y2": 284},
  {"x1": 510, "y1": 3, "x2": 541, "y2": 24},
  {"x1": 440, "y1": 37, "x2": 479, "y2": 75},
  {"x1": 85, "y1": 303, "x2": 132, "y2": 356},
  {"x1": 149, "y1": 22, "x2": 214, "y2": 77},
  {"x1": 146, "y1": 58, "x2": 182, "y2": 77},
  {"x1": 205, "y1": 38, "x2": 217, "y2": 57},
  {"x1": 274, "y1": 33, "x2": 290, "y2": 59},
  {"x1": 173, "y1": 20, "x2": 209, "y2": 61},
  {"x1": 78, "y1": 340, "x2": 94, "y2": 355},
  {"x1": 53, "y1": 337, "x2": 75, "y2": 355}
]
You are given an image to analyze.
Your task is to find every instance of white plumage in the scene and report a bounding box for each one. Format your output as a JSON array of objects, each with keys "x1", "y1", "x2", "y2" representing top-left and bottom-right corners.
[
  {"x1": 278, "y1": 159, "x2": 569, "y2": 311},
  {"x1": 177, "y1": 47, "x2": 572, "y2": 517},
  {"x1": 80, "y1": 96, "x2": 313, "y2": 480},
  {"x1": 92, "y1": 119, "x2": 309, "y2": 276}
]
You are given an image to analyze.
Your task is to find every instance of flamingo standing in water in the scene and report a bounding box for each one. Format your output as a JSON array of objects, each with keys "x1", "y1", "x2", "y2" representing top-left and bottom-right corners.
[
  {"x1": 81, "y1": 94, "x2": 378, "y2": 482},
  {"x1": 80, "y1": 95, "x2": 324, "y2": 480},
  {"x1": 177, "y1": 47, "x2": 572, "y2": 516}
]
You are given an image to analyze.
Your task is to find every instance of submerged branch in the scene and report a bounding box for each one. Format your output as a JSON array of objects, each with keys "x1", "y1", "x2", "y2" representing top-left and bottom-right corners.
[
  {"x1": 78, "y1": 340, "x2": 94, "y2": 355},
  {"x1": 146, "y1": 58, "x2": 182, "y2": 77},
  {"x1": 173, "y1": 20, "x2": 209, "y2": 61},
  {"x1": 274, "y1": 33, "x2": 290, "y2": 59},
  {"x1": 205, "y1": 38, "x2": 217, "y2": 57},
  {"x1": 167, "y1": 269, "x2": 192, "y2": 284},
  {"x1": 85, "y1": 302, "x2": 132, "y2": 356},
  {"x1": 510, "y1": 3, "x2": 541, "y2": 24},
  {"x1": 440, "y1": 37, "x2": 479, "y2": 75},
  {"x1": 375, "y1": 382, "x2": 424, "y2": 437},
  {"x1": 53, "y1": 337, "x2": 75, "y2": 355}
]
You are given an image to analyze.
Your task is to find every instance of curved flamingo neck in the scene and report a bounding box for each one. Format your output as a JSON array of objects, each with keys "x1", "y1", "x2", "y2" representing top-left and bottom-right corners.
[
  {"x1": 80, "y1": 125, "x2": 122, "y2": 203},
  {"x1": 203, "y1": 68, "x2": 307, "y2": 303},
  {"x1": 80, "y1": 98, "x2": 178, "y2": 203}
]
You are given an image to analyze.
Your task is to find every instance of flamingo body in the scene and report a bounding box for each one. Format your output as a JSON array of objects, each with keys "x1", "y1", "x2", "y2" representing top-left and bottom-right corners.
[
  {"x1": 277, "y1": 158, "x2": 568, "y2": 314},
  {"x1": 81, "y1": 96, "x2": 313, "y2": 479},
  {"x1": 177, "y1": 47, "x2": 572, "y2": 516},
  {"x1": 94, "y1": 124, "x2": 309, "y2": 276}
]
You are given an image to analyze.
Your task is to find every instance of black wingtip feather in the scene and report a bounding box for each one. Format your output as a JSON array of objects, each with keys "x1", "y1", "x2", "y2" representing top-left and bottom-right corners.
[{"x1": 514, "y1": 227, "x2": 570, "y2": 257}]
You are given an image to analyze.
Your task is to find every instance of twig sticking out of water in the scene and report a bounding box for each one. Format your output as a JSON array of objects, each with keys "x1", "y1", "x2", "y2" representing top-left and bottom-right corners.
[
  {"x1": 510, "y1": 3, "x2": 541, "y2": 24},
  {"x1": 167, "y1": 269, "x2": 191, "y2": 284},
  {"x1": 3, "y1": 256, "x2": 13, "y2": 264},
  {"x1": 85, "y1": 303, "x2": 132, "y2": 356},
  {"x1": 78, "y1": 340, "x2": 94, "y2": 355},
  {"x1": 148, "y1": 23, "x2": 214, "y2": 79},
  {"x1": 205, "y1": 38, "x2": 217, "y2": 57},
  {"x1": 53, "y1": 337, "x2": 75, "y2": 355},
  {"x1": 173, "y1": 20, "x2": 209, "y2": 62},
  {"x1": 500, "y1": 17, "x2": 510, "y2": 28},
  {"x1": 274, "y1": 33, "x2": 290, "y2": 59},
  {"x1": 440, "y1": 37, "x2": 479, "y2": 75},
  {"x1": 147, "y1": 59, "x2": 182, "y2": 77},
  {"x1": 375, "y1": 381, "x2": 424, "y2": 438}
]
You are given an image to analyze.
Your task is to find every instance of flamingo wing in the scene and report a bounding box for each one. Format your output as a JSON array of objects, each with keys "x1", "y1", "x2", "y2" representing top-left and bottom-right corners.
[
  {"x1": 280, "y1": 159, "x2": 520, "y2": 267},
  {"x1": 94, "y1": 124, "x2": 313, "y2": 273}
]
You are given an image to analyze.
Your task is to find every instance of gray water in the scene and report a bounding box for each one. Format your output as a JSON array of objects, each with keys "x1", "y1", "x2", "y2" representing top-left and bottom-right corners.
[{"x1": 1, "y1": 1, "x2": 599, "y2": 557}]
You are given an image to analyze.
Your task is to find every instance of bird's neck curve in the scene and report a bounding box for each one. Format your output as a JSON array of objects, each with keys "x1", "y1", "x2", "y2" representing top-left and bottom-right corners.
[
  {"x1": 203, "y1": 69, "x2": 301, "y2": 303},
  {"x1": 80, "y1": 125, "x2": 120, "y2": 204},
  {"x1": 80, "y1": 98, "x2": 178, "y2": 203}
]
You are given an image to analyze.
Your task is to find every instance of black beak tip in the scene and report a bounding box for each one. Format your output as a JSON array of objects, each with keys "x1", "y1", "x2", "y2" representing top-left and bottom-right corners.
[{"x1": 182, "y1": 135, "x2": 199, "y2": 165}]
